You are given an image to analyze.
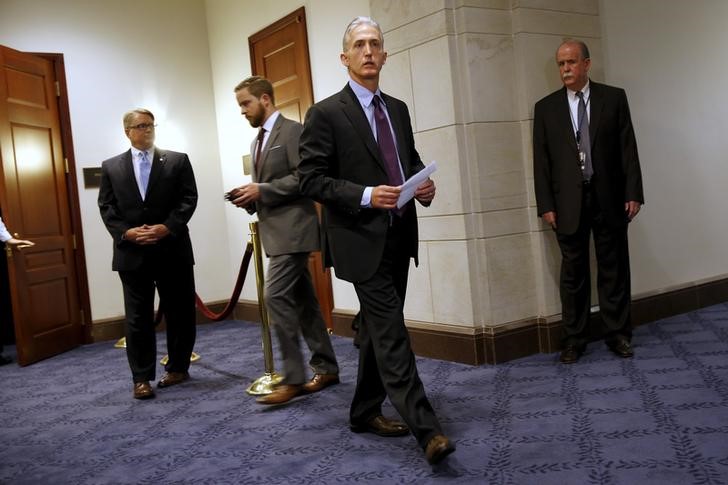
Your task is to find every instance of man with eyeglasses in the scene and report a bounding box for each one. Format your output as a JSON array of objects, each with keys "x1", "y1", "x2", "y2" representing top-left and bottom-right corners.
[{"x1": 98, "y1": 108, "x2": 198, "y2": 400}]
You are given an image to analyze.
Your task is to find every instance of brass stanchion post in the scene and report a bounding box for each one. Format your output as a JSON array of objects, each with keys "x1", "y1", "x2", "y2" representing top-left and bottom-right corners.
[{"x1": 246, "y1": 221, "x2": 282, "y2": 395}]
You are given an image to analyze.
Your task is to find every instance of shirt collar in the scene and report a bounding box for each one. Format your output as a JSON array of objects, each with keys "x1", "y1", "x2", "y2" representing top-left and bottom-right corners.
[
  {"x1": 131, "y1": 146, "x2": 153, "y2": 160},
  {"x1": 568, "y1": 79, "x2": 590, "y2": 101},
  {"x1": 349, "y1": 78, "x2": 381, "y2": 108},
  {"x1": 262, "y1": 110, "x2": 280, "y2": 133}
]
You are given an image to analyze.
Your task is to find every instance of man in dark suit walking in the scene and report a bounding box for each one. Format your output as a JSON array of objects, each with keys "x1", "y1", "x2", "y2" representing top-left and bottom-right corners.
[
  {"x1": 533, "y1": 40, "x2": 644, "y2": 364},
  {"x1": 298, "y1": 17, "x2": 454, "y2": 465},
  {"x1": 99, "y1": 108, "x2": 198, "y2": 399},
  {"x1": 227, "y1": 76, "x2": 339, "y2": 405}
]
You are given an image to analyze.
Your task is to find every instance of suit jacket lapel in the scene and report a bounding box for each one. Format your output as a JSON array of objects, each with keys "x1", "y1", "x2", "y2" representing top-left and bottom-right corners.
[
  {"x1": 145, "y1": 149, "x2": 164, "y2": 197},
  {"x1": 119, "y1": 150, "x2": 143, "y2": 202},
  {"x1": 588, "y1": 80, "x2": 603, "y2": 146},
  {"x1": 557, "y1": 87, "x2": 579, "y2": 154},
  {"x1": 258, "y1": 116, "x2": 283, "y2": 174},
  {"x1": 340, "y1": 84, "x2": 387, "y2": 174}
]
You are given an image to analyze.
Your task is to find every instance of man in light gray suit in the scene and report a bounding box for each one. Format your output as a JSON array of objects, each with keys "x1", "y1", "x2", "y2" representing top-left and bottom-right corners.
[{"x1": 227, "y1": 76, "x2": 339, "y2": 404}]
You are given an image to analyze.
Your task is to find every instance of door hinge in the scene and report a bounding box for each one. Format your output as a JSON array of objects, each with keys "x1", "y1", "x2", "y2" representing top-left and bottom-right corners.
[
  {"x1": 72, "y1": 234, "x2": 77, "y2": 250},
  {"x1": 64, "y1": 157, "x2": 69, "y2": 173},
  {"x1": 55, "y1": 81, "x2": 61, "y2": 97}
]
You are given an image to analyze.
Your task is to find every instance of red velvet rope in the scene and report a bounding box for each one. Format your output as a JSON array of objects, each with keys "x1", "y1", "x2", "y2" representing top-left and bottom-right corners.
[{"x1": 154, "y1": 242, "x2": 254, "y2": 324}]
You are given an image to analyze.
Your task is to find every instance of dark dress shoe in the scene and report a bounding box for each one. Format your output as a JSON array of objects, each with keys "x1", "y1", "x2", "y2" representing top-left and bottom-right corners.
[
  {"x1": 425, "y1": 434, "x2": 455, "y2": 465},
  {"x1": 608, "y1": 339, "x2": 634, "y2": 358},
  {"x1": 157, "y1": 371, "x2": 190, "y2": 388},
  {"x1": 559, "y1": 345, "x2": 584, "y2": 364},
  {"x1": 256, "y1": 384, "x2": 303, "y2": 404},
  {"x1": 350, "y1": 415, "x2": 409, "y2": 437},
  {"x1": 133, "y1": 382, "x2": 155, "y2": 400},
  {"x1": 302, "y1": 373, "x2": 340, "y2": 393}
]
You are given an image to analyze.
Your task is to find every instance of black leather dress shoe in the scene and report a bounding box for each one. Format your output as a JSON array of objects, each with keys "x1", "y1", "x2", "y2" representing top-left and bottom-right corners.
[
  {"x1": 350, "y1": 415, "x2": 409, "y2": 437},
  {"x1": 559, "y1": 345, "x2": 584, "y2": 364},
  {"x1": 608, "y1": 339, "x2": 634, "y2": 358},
  {"x1": 157, "y1": 371, "x2": 190, "y2": 388},
  {"x1": 425, "y1": 435, "x2": 455, "y2": 465}
]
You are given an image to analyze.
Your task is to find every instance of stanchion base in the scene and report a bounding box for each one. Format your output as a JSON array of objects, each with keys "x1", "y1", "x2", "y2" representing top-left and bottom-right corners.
[
  {"x1": 160, "y1": 352, "x2": 200, "y2": 365},
  {"x1": 246, "y1": 372, "x2": 283, "y2": 396},
  {"x1": 114, "y1": 337, "x2": 126, "y2": 349}
]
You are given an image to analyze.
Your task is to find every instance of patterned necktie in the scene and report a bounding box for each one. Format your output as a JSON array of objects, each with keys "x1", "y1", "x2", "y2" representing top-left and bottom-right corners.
[
  {"x1": 372, "y1": 95, "x2": 404, "y2": 187},
  {"x1": 139, "y1": 151, "x2": 151, "y2": 197},
  {"x1": 576, "y1": 91, "x2": 593, "y2": 181},
  {"x1": 254, "y1": 128, "x2": 266, "y2": 172}
]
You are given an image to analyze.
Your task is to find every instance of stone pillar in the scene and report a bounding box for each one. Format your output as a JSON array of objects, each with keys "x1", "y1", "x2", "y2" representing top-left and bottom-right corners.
[{"x1": 369, "y1": 0, "x2": 601, "y2": 363}]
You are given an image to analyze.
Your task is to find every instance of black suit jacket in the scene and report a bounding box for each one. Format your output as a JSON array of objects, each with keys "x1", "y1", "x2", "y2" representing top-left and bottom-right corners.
[
  {"x1": 98, "y1": 148, "x2": 198, "y2": 271},
  {"x1": 533, "y1": 81, "x2": 644, "y2": 235},
  {"x1": 299, "y1": 84, "x2": 424, "y2": 283}
]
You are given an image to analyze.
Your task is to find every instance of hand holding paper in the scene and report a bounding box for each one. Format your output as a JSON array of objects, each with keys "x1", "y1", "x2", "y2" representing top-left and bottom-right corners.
[{"x1": 397, "y1": 161, "x2": 437, "y2": 209}]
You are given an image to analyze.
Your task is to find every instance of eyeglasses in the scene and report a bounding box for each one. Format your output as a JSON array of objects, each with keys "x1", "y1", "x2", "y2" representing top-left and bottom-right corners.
[{"x1": 128, "y1": 123, "x2": 157, "y2": 130}]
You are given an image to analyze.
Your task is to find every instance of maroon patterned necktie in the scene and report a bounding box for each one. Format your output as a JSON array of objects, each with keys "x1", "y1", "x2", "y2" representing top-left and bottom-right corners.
[
  {"x1": 254, "y1": 128, "x2": 266, "y2": 172},
  {"x1": 372, "y1": 95, "x2": 403, "y2": 187}
]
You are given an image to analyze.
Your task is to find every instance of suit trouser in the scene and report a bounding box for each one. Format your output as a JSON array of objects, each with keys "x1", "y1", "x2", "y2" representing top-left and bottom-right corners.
[
  {"x1": 350, "y1": 218, "x2": 442, "y2": 449},
  {"x1": 556, "y1": 183, "x2": 632, "y2": 348},
  {"x1": 265, "y1": 252, "x2": 339, "y2": 385},
  {"x1": 119, "y1": 261, "x2": 196, "y2": 383}
]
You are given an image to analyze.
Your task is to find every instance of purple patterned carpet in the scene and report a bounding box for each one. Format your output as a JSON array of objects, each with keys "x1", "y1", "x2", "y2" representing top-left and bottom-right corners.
[{"x1": 1, "y1": 303, "x2": 728, "y2": 484}]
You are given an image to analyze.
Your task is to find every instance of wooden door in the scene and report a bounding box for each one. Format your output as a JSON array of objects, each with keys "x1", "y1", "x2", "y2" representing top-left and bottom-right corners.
[
  {"x1": 0, "y1": 45, "x2": 84, "y2": 365},
  {"x1": 249, "y1": 8, "x2": 335, "y2": 328}
]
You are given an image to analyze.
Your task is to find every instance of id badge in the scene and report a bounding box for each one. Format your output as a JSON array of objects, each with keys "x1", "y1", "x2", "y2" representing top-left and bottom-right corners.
[{"x1": 579, "y1": 151, "x2": 586, "y2": 171}]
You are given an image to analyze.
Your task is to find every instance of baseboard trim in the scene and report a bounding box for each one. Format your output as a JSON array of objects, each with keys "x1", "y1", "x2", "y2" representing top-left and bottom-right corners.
[
  {"x1": 331, "y1": 277, "x2": 728, "y2": 365},
  {"x1": 91, "y1": 278, "x2": 728, "y2": 365}
]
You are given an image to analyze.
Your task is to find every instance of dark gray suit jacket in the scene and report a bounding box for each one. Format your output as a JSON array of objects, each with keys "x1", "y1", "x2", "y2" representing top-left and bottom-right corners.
[
  {"x1": 298, "y1": 84, "x2": 424, "y2": 283},
  {"x1": 533, "y1": 81, "x2": 644, "y2": 235},
  {"x1": 250, "y1": 114, "x2": 319, "y2": 257},
  {"x1": 98, "y1": 148, "x2": 197, "y2": 271}
]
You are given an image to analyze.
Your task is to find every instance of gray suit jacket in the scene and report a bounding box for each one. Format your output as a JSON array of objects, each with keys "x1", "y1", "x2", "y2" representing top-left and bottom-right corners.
[{"x1": 250, "y1": 114, "x2": 320, "y2": 256}]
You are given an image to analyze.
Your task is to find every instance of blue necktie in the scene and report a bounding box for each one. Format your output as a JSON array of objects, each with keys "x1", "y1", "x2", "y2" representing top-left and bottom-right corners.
[
  {"x1": 576, "y1": 92, "x2": 593, "y2": 181},
  {"x1": 139, "y1": 151, "x2": 151, "y2": 197}
]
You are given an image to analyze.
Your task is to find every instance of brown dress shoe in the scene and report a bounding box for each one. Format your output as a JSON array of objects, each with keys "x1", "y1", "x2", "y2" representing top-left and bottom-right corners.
[
  {"x1": 302, "y1": 373, "x2": 340, "y2": 393},
  {"x1": 350, "y1": 415, "x2": 409, "y2": 437},
  {"x1": 157, "y1": 371, "x2": 190, "y2": 388},
  {"x1": 425, "y1": 434, "x2": 455, "y2": 465},
  {"x1": 133, "y1": 382, "x2": 155, "y2": 400},
  {"x1": 256, "y1": 385, "x2": 303, "y2": 404}
]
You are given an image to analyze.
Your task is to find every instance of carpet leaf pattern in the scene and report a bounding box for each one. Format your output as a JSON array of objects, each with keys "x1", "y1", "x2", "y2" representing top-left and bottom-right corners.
[{"x1": 1, "y1": 303, "x2": 727, "y2": 484}]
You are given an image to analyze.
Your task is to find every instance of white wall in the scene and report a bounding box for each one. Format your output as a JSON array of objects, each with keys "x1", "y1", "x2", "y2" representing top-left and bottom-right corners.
[
  {"x1": 0, "y1": 0, "x2": 231, "y2": 320},
  {"x1": 2, "y1": 0, "x2": 723, "y2": 325},
  {"x1": 600, "y1": 0, "x2": 728, "y2": 295},
  {"x1": 204, "y1": 0, "x2": 368, "y2": 311}
]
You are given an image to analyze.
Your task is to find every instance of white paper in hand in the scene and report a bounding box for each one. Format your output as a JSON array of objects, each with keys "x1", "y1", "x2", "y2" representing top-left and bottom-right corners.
[{"x1": 397, "y1": 161, "x2": 437, "y2": 209}]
